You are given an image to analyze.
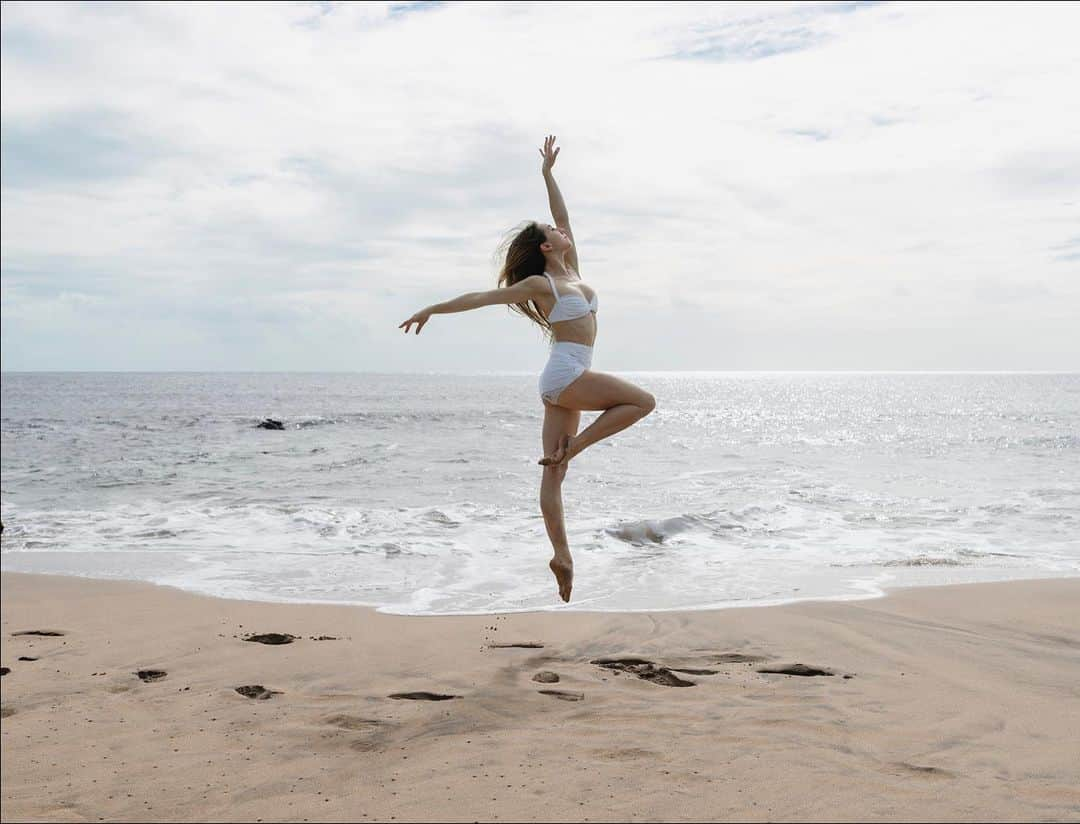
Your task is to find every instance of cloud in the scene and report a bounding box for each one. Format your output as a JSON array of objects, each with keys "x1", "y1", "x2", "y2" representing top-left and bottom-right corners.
[
  {"x1": 2, "y1": 0, "x2": 1079, "y2": 371},
  {"x1": 657, "y1": 1, "x2": 871, "y2": 63},
  {"x1": 1049, "y1": 235, "x2": 1080, "y2": 263},
  {"x1": 388, "y1": 2, "x2": 444, "y2": 20},
  {"x1": 973, "y1": 276, "x2": 1053, "y2": 305},
  {"x1": 783, "y1": 128, "x2": 832, "y2": 142},
  {"x1": 994, "y1": 150, "x2": 1080, "y2": 198},
  {"x1": 1, "y1": 109, "x2": 167, "y2": 187}
]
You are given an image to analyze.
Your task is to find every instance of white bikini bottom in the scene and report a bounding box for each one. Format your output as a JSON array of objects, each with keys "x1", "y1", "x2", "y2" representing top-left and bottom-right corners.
[{"x1": 538, "y1": 341, "x2": 593, "y2": 404}]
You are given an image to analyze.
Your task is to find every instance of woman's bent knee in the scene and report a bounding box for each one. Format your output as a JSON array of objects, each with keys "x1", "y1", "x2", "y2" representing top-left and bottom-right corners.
[{"x1": 639, "y1": 392, "x2": 656, "y2": 415}]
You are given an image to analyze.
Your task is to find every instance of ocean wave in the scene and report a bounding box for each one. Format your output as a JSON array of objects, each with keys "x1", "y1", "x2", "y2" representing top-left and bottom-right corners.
[
  {"x1": 834, "y1": 547, "x2": 1025, "y2": 569},
  {"x1": 420, "y1": 509, "x2": 461, "y2": 526},
  {"x1": 93, "y1": 479, "x2": 145, "y2": 489},
  {"x1": 993, "y1": 435, "x2": 1080, "y2": 450},
  {"x1": 883, "y1": 556, "x2": 965, "y2": 567},
  {"x1": 606, "y1": 503, "x2": 859, "y2": 546},
  {"x1": 315, "y1": 455, "x2": 371, "y2": 470},
  {"x1": 131, "y1": 529, "x2": 179, "y2": 539},
  {"x1": 4, "y1": 372, "x2": 1080, "y2": 613},
  {"x1": 606, "y1": 515, "x2": 698, "y2": 545},
  {"x1": 295, "y1": 417, "x2": 338, "y2": 429},
  {"x1": 978, "y1": 502, "x2": 1026, "y2": 516}
]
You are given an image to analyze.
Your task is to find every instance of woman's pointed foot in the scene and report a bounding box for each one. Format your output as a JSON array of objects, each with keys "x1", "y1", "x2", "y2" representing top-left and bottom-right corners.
[
  {"x1": 549, "y1": 557, "x2": 573, "y2": 602},
  {"x1": 538, "y1": 433, "x2": 570, "y2": 466}
]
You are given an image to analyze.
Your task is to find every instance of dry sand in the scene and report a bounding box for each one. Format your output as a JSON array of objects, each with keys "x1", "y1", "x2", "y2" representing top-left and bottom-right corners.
[{"x1": 1, "y1": 572, "x2": 1078, "y2": 822}]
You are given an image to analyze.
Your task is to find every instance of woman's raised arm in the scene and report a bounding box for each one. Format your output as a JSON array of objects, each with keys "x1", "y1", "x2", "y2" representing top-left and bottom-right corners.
[
  {"x1": 540, "y1": 135, "x2": 580, "y2": 273},
  {"x1": 399, "y1": 275, "x2": 548, "y2": 335}
]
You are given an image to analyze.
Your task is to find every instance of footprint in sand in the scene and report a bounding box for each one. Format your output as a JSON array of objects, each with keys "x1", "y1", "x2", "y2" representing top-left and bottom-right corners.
[
  {"x1": 235, "y1": 685, "x2": 282, "y2": 700},
  {"x1": 243, "y1": 633, "x2": 297, "y2": 645},
  {"x1": 591, "y1": 657, "x2": 696, "y2": 687},
  {"x1": 756, "y1": 663, "x2": 834, "y2": 677},
  {"x1": 325, "y1": 714, "x2": 383, "y2": 730},
  {"x1": 488, "y1": 642, "x2": 545, "y2": 649},
  {"x1": 894, "y1": 762, "x2": 955, "y2": 778},
  {"x1": 669, "y1": 667, "x2": 720, "y2": 675},
  {"x1": 11, "y1": 630, "x2": 66, "y2": 637},
  {"x1": 532, "y1": 671, "x2": 560, "y2": 683},
  {"x1": 135, "y1": 670, "x2": 167, "y2": 682},
  {"x1": 388, "y1": 692, "x2": 460, "y2": 701},
  {"x1": 323, "y1": 715, "x2": 389, "y2": 753},
  {"x1": 714, "y1": 653, "x2": 767, "y2": 664},
  {"x1": 538, "y1": 689, "x2": 584, "y2": 701}
]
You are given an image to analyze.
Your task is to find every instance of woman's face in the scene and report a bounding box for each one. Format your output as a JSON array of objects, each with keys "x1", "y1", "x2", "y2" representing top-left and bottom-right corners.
[{"x1": 541, "y1": 222, "x2": 572, "y2": 253}]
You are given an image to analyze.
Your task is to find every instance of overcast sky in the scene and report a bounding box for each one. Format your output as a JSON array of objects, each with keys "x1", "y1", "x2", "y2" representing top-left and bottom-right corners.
[{"x1": 2, "y1": 1, "x2": 1078, "y2": 373}]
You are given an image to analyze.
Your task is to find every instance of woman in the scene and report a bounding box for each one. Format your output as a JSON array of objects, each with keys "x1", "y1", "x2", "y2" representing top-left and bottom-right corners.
[{"x1": 399, "y1": 135, "x2": 656, "y2": 603}]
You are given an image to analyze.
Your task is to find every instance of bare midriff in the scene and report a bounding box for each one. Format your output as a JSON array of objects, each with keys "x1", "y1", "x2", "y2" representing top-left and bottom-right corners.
[{"x1": 548, "y1": 315, "x2": 597, "y2": 347}]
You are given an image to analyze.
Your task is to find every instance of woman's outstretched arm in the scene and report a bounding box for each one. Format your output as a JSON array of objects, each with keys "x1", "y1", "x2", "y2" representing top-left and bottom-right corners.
[
  {"x1": 540, "y1": 134, "x2": 580, "y2": 273},
  {"x1": 399, "y1": 275, "x2": 547, "y2": 335}
]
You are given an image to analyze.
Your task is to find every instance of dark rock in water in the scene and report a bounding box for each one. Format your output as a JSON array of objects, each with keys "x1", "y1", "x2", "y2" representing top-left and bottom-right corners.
[
  {"x1": 532, "y1": 671, "x2": 560, "y2": 684},
  {"x1": 257, "y1": 418, "x2": 285, "y2": 430},
  {"x1": 243, "y1": 633, "x2": 297, "y2": 645},
  {"x1": 236, "y1": 685, "x2": 281, "y2": 700}
]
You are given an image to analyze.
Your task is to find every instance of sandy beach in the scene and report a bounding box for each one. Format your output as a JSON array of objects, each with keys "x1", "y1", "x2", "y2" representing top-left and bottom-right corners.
[{"x1": 1, "y1": 572, "x2": 1078, "y2": 822}]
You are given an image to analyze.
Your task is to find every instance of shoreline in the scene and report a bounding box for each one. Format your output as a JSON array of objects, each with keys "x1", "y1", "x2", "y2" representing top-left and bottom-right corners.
[
  {"x1": 3, "y1": 572, "x2": 1079, "y2": 822},
  {"x1": 2, "y1": 566, "x2": 1077, "y2": 616}
]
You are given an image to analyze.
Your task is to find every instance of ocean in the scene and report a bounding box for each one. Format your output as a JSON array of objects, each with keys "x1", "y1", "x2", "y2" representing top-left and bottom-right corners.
[{"x1": 1, "y1": 371, "x2": 1077, "y2": 614}]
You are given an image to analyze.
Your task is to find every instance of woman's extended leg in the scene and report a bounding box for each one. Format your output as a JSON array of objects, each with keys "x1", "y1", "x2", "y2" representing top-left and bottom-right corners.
[
  {"x1": 539, "y1": 401, "x2": 580, "y2": 602},
  {"x1": 541, "y1": 371, "x2": 655, "y2": 466}
]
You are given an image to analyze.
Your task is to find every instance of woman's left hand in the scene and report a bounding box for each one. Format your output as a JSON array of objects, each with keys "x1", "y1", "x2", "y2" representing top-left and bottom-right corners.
[{"x1": 539, "y1": 134, "x2": 560, "y2": 174}]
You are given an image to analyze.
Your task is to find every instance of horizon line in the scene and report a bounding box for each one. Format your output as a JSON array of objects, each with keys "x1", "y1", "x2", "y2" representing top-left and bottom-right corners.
[{"x1": 2, "y1": 369, "x2": 1078, "y2": 376}]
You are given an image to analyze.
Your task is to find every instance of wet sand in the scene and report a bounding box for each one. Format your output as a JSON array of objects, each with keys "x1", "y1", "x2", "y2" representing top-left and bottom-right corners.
[{"x1": 2, "y1": 572, "x2": 1078, "y2": 822}]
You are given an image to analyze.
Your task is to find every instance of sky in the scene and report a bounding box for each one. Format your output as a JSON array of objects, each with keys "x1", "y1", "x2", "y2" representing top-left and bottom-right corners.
[{"x1": 2, "y1": 0, "x2": 1079, "y2": 373}]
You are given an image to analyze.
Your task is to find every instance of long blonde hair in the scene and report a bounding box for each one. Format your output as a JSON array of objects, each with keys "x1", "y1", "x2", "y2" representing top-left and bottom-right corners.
[{"x1": 494, "y1": 221, "x2": 552, "y2": 341}]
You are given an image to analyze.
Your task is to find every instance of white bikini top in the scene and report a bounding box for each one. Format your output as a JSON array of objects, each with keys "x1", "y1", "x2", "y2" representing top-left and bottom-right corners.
[{"x1": 543, "y1": 272, "x2": 598, "y2": 323}]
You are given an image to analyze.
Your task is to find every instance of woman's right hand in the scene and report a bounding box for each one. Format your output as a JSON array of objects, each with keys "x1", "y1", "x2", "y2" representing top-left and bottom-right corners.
[
  {"x1": 398, "y1": 308, "x2": 432, "y2": 335},
  {"x1": 539, "y1": 134, "x2": 560, "y2": 175}
]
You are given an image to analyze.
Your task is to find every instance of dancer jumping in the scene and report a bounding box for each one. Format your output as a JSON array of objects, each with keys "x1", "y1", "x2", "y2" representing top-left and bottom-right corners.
[{"x1": 399, "y1": 135, "x2": 656, "y2": 602}]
